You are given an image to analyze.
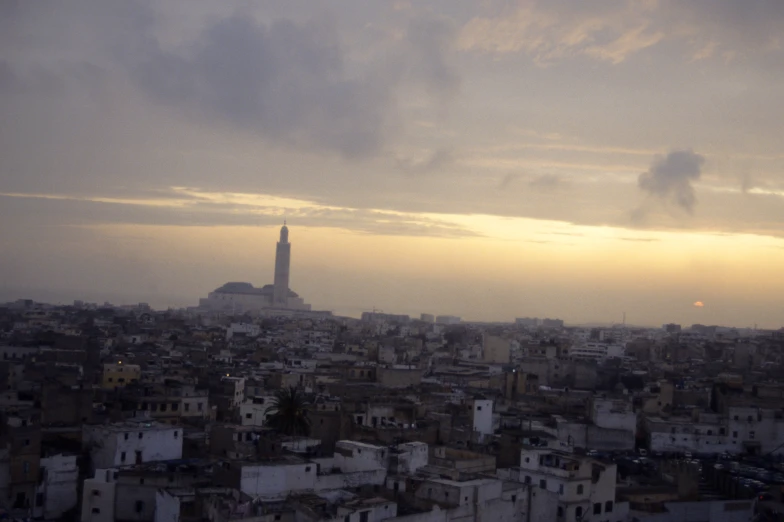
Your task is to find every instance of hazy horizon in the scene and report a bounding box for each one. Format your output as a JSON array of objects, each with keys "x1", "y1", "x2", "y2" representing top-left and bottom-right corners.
[{"x1": 2, "y1": 1, "x2": 783, "y2": 328}]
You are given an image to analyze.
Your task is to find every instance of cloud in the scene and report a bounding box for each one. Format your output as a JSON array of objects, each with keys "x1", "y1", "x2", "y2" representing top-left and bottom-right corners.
[
  {"x1": 458, "y1": 1, "x2": 663, "y2": 64},
  {"x1": 638, "y1": 150, "x2": 705, "y2": 214},
  {"x1": 529, "y1": 174, "x2": 564, "y2": 191},
  {"x1": 693, "y1": 301, "x2": 704, "y2": 307},
  {"x1": 0, "y1": 188, "x2": 480, "y2": 239},
  {"x1": 1, "y1": 2, "x2": 460, "y2": 161},
  {"x1": 394, "y1": 148, "x2": 455, "y2": 174},
  {"x1": 498, "y1": 173, "x2": 520, "y2": 190},
  {"x1": 458, "y1": 0, "x2": 784, "y2": 64}
]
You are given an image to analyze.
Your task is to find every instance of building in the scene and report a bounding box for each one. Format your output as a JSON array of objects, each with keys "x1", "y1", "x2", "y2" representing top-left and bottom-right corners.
[
  {"x1": 198, "y1": 224, "x2": 311, "y2": 313},
  {"x1": 101, "y1": 362, "x2": 141, "y2": 390},
  {"x1": 499, "y1": 447, "x2": 627, "y2": 522},
  {"x1": 81, "y1": 469, "x2": 117, "y2": 522},
  {"x1": 567, "y1": 342, "x2": 625, "y2": 361},
  {"x1": 436, "y1": 315, "x2": 461, "y2": 325},
  {"x1": 483, "y1": 335, "x2": 511, "y2": 364},
  {"x1": 82, "y1": 420, "x2": 183, "y2": 471}
]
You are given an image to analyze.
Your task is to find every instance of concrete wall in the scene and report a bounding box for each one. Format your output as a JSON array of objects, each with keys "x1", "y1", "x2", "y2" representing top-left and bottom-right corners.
[
  {"x1": 472, "y1": 400, "x2": 493, "y2": 437},
  {"x1": 334, "y1": 441, "x2": 388, "y2": 473},
  {"x1": 239, "y1": 462, "x2": 317, "y2": 499},
  {"x1": 81, "y1": 469, "x2": 117, "y2": 522},
  {"x1": 84, "y1": 425, "x2": 183, "y2": 470},
  {"x1": 154, "y1": 490, "x2": 180, "y2": 522},
  {"x1": 36, "y1": 454, "x2": 79, "y2": 520}
]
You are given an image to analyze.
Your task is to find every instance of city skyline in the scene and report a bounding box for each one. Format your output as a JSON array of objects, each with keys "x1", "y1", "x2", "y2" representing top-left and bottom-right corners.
[{"x1": 2, "y1": 1, "x2": 784, "y2": 328}]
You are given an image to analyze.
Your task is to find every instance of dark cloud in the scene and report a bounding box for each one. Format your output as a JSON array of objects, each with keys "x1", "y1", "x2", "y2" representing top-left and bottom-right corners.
[
  {"x1": 0, "y1": 2, "x2": 459, "y2": 161},
  {"x1": 131, "y1": 15, "x2": 388, "y2": 158},
  {"x1": 497, "y1": 173, "x2": 519, "y2": 190},
  {"x1": 128, "y1": 11, "x2": 458, "y2": 159},
  {"x1": 528, "y1": 174, "x2": 563, "y2": 191},
  {"x1": 638, "y1": 150, "x2": 705, "y2": 213}
]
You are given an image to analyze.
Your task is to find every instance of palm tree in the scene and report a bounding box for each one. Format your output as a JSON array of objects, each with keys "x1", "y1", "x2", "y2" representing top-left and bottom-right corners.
[{"x1": 265, "y1": 386, "x2": 311, "y2": 436}]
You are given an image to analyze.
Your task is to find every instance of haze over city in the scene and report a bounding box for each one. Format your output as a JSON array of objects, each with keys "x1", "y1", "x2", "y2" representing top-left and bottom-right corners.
[{"x1": 2, "y1": 0, "x2": 784, "y2": 328}]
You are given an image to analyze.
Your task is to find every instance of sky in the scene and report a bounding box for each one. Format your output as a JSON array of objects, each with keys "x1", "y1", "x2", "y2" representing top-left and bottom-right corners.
[{"x1": 1, "y1": 0, "x2": 784, "y2": 327}]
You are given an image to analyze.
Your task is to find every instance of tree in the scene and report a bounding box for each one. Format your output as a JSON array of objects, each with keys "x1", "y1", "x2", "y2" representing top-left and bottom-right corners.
[{"x1": 266, "y1": 386, "x2": 311, "y2": 436}]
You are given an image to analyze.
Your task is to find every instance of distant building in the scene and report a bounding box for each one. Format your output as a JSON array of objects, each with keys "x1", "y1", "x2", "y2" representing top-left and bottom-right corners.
[
  {"x1": 483, "y1": 335, "x2": 512, "y2": 364},
  {"x1": 420, "y1": 313, "x2": 435, "y2": 323},
  {"x1": 436, "y1": 315, "x2": 461, "y2": 325},
  {"x1": 361, "y1": 312, "x2": 410, "y2": 323},
  {"x1": 540, "y1": 318, "x2": 564, "y2": 329},
  {"x1": 198, "y1": 224, "x2": 311, "y2": 313}
]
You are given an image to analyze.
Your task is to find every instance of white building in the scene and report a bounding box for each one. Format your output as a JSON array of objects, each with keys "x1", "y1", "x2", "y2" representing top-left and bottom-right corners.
[
  {"x1": 472, "y1": 399, "x2": 494, "y2": 439},
  {"x1": 498, "y1": 448, "x2": 627, "y2": 522},
  {"x1": 81, "y1": 469, "x2": 117, "y2": 522},
  {"x1": 239, "y1": 396, "x2": 275, "y2": 427},
  {"x1": 83, "y1": 421, "x2": 183, "y2": 471},
  {"x1": 568, "y1": 342, "x2": 625, "y2": 360},
  {"x1": 227, "y1": 322, "x2": 261, "y2": 340},
  {"x1": 35, "y1": 453, "x2": 79, "y2": 520}
]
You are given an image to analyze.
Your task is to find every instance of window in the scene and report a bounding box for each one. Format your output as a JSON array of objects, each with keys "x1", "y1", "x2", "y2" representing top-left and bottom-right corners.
[
  {"x1": 92, "y1": 508, "x2": 101, "y2": 514},
  {"x1": 184, "y1": 403, "x2": 190, "y2": 412},
  {"x1": 124, "y1": 433, "x2": 129, "y2": 440},
  {"x1": 559, "y1": 484, "x2": 564, "y2": 495},
  {"x1": 172, "y1": 403, "x2": 179, "y2": 411},
  {"x1": 539, "y1": 479, "x2": 547, "y2": 489},
  {"x1": 593, "y1": 503, "x2": 601, "y2": 515},
  {"x1": 344, "y1": 517, "x2": 350, "y2": 522},
  {"x1": 92, "y1": 490, "x2": 101, "y2": 497},
  {"x1": 575, "y1": 507, "x2": 583, "y2": 519},
  {"x1": 305, "y1": 466, "x2": 311, "y2": 472},
  {"x1": 139, "y1": 432, "x2": 143, "y2": 439},
  {"x1": 557, "y1": 507, "x2": 563, "y2": 517},
  {"x1": 605, "y1": 501, "x2": 613, "y2": 513},
  {"x1": 275, "y1": 516, "x2": 281, "y2": 521},
  {"x1": 108, "y1": 377, "x2": 113, "y2": 382},
  {"x1": 748, "y1": 416, "x2": 753, "y2": 422},
  {"x1": 246, "y1": 413, "x2": 252, "y2": 419},
  {"x1": 524, "y1": 476, "x2": 531, "y2": 484},
  {"x1": 23, "y1": 439, "x2": 30, "y2": 446},
  {"x1": 577, "y1": 484, "x2": 584, "y2": 495},
  {"x1": 707, "y1": 430, "x2": 712, "y2": 435},
  {"x1": 121, "y1": 452, "x2": 126, "y2": 463},
  {"x1": 720, "y1": 428, "x2": 726, "y2": 435},
  {"x1": 511, "y1": 495, "x2": 516, "y2": 503},
  {"x1": 445, "y1": 492, "x2": 449, "y2": 499},
  {"x1": 359, "y1": 511, "x2": 370, "y2": 522},
  {"x1": 733, "y1": 431, "x2": 738, "y2": 438},
  {"x1": 174, "y1": 431, "x2": 179, "y2": 439},
  {"x1": 750, "y1": 431, "x2": 756, "y2": 439},
  {"x1": 36, "y1": 493, "x2": 44, "y2": 507},
  {"x1": 140, "y1": 478, "x2": 145, "y2": 485},
  {"x1": 135, "y1": 501, "x2": 145, "y2": 513},
  {"x1": 476, "y1": 406, "x2": 482, "y2": 411},
  {"x1": 160, "y1": 404, "x2": 168, "y2": 412},
  {"x1": 525, "y1": 457, "x2": 530, "y2": 463},
  {"x1": 198, "y1": 402, "x2": 204, "y2": 411},
  {"x1": 671, "y1": 427, "x2": 676, "y2": 434},
  {"x1": 734, "y1": 415, "x2": 739, "y2": 421}
]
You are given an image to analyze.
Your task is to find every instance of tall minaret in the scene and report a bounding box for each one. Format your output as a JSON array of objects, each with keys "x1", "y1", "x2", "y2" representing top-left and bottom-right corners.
[{"x1": 273, "y1": 221, "x2": 291, "y2": 308}]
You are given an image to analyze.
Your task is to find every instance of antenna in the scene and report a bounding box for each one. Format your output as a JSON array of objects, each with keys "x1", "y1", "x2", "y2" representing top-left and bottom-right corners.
[{"x1": 623, "y1": 312, "x2": 626, "y2": 327}]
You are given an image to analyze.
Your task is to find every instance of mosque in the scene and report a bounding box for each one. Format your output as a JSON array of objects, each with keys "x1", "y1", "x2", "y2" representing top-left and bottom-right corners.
[{"x1": 198, "y1": 223, "x2": 312, "y2": 313}]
